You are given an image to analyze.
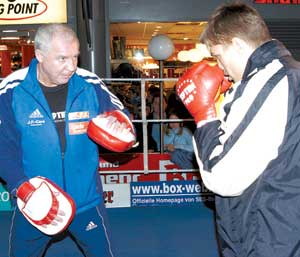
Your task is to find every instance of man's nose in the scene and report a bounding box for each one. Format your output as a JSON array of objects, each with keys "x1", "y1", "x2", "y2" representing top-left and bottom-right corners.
[{"x1": 216, "y1": 59, "x2": 224, "y2": 70}]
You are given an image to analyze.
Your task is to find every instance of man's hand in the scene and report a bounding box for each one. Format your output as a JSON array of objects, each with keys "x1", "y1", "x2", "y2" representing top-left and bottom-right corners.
[
  {"x1": 176, "y1": 59, "x2": 232, "y2": 126},
  {"x1": 165, "y1": 144, "x2": 175, "y2": 152},
  {"x1": 17, "y1": 176, "x2": 76, "y2": 235},
  {"x1": 87, "y1": 110, "x2": 136, "y2": 152}
]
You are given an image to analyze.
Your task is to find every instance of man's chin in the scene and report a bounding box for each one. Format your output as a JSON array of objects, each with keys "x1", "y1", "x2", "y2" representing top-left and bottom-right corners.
[{"x1": 58, "y1": 78, "x2": 71, "y2": 85}]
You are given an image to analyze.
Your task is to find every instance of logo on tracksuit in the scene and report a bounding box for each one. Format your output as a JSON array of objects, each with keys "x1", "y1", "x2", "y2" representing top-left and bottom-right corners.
[
  {"x1": 85, "y1": 221, "x2": 98, "y2": 231},
  {"x1": 27, "y1": 108, "x2": 45, "y2": 126}
]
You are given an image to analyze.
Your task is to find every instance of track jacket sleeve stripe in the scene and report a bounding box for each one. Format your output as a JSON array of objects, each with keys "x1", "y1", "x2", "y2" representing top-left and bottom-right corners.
[{"x1": 76, "y1": 68, "x2": 125, "y2": 111}]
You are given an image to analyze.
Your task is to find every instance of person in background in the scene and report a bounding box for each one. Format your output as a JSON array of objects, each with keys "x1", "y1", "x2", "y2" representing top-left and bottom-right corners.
[
  {"x1": 0, "y1": 23, "x2": 134, "y2": 257},
  {"x1": 132, "y1": 101, "x2": 157, "y2": 152},
  {"x1": 164, "y1": 108, "x2": 196, "y2": 169},
  {"x1": 177, "y1": 2, "x2": 300, "y2": 257},
  {"x1": 166, "y1": 84, "x2": 196, "y2": 133},
  {"x1": 166, "y1": 85, "x2": 189, "y2": 118},
  {"x1": 147, "y1": 84, "x2": 160, "y2": 104},
  {"x1": 147, "y1": 92, "x2": 167, "y2": 152}
]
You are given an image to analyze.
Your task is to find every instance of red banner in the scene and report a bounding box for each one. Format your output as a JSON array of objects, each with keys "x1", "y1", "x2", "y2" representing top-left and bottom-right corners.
[{"x1": 99, "y1": 153, "x2": 200, "y2": 184}]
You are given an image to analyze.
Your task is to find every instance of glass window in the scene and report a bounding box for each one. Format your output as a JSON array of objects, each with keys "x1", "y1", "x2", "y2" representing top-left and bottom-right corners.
[{"x1": 110, "y1": 21, "x2": 208, "y2": 80}]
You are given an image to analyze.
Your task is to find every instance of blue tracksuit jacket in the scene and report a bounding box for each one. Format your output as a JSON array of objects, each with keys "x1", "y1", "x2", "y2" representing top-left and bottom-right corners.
[{"x1": 0, "y1": 58, "x2": 124, "y2": 214}]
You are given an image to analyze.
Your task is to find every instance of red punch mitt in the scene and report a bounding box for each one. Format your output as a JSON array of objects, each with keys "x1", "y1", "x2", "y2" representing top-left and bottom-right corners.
[
  {"x1": 176, "y1": 59, "x2": 232, "y2": 125},
  {"x1": 17, "y1": 176, "x2": 76, "y2": 235},
  {"x1": 87, "y1": 110, "x2": 136, "y2": 152}
]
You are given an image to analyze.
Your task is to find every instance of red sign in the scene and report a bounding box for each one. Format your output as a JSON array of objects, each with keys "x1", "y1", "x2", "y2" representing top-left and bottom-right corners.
[{"x1": 99, "y1": 153, "x2": 200, "y2": 184}]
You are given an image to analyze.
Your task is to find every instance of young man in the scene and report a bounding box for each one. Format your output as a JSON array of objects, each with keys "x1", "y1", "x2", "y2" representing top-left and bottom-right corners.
[
  {"x1": 0, "y1": 23, "x2": 135, "y2": 257},
  {"x1": 177, "y1": 2, "x2": 300, "y2": 257}
]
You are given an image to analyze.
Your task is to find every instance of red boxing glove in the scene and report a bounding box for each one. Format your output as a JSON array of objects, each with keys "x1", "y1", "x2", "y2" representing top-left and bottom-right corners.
[
  {"x1": 176, "y1": 59, "x2": 232, "y2": 125},
  {"x1": 17, "y1": 176, "x2": 76, "y2": 235},
  {"x1": 87, "y1": 110, "x2": 136, "y2": 152}
]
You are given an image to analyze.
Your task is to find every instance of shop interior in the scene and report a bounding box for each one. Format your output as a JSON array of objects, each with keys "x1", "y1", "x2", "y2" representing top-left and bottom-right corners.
[
  {"x1": 0, "y1": 29, "x2": 35, "y2": 77},
  {"x1": 0, "y1": 21, "x2": 208, "y2": 79},
  {"x1": 110, "y1": 21, "x2": 207, "y2": 78},
  {"x1": 108, "y1": 21, "x2": 209, "y2": 121},
  {"x1": 108, "y1": 20, "x2": 209, "y2": 108}
]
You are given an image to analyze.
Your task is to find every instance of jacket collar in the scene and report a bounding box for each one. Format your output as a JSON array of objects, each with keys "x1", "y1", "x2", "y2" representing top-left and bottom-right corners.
[
  {"x1": 242, "y1": 39, "x2": 291, "y2": 81},
  {"x1": 22, "y1": 58, "x2": 86, "y2": 98},
  {"x1": 20, "y1": 59, "x2": 88, "y2": 116}
]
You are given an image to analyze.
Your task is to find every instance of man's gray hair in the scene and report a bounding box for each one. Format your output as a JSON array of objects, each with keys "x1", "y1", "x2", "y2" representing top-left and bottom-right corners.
[{"x1": 34, "y1": 23, "x2": 79, "y2": 53}]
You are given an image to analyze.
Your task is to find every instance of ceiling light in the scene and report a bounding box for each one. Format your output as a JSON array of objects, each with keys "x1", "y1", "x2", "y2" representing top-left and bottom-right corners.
[
  {"x1": 177, "y1": 43, "x2": 211, "y2": 62},
  {"x1": 196, "y1": 43, "x2": 211, "y2": 56},
  {"x1": 148, "y1": 35, "x2": 174, "y2": 60},
  {"x1": 134, "y1": 49, "x2": 144, "y2": 61},
  {"x1": 177, "y1": 50, "x2": 189, "y2": 62},
  {"x1": 2, "y1": 30, "x2": 18, "y2": 33},
  {"x1": 188, "y1": 48, "x2": 203, "y2": 63},
  {"x1": 0, "y1": 45, "x2": 8, "y2": 50},
  {"x1": 142, "y1": 63, "x2": 159, "y2": 69},
  {"x1": 1, "y1": 37, "x2": 20, "y2": 40}
]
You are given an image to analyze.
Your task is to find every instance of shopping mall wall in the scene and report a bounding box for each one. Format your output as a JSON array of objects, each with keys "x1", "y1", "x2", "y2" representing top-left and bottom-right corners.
[
  {"x1": 108, "y1": 0, "x2": 300, "y2": 60},
  {"x1": 1, "y1": 1, "x2": 300, "y2": 77},
  {"x1": 78, "y1": 0, "x2": 300, "y2": 76},
  {"x1": 108, "y1": 0, "x2": 300, "y2": 21},
  {"x1": 72, "y1": 0, "x2": 300, "y2": 77}
]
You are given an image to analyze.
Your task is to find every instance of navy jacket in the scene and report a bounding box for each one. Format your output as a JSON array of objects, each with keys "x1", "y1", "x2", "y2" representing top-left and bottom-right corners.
[{"x1": 194, "y1": 40, "x2": 300, "y2": 256}]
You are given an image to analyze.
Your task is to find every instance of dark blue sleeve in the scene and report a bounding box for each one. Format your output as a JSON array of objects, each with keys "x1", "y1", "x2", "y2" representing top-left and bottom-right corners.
[
  {"x1": 193, "y1": 120, "x2": 224, "y2": 171},
  {"x1": 0, "y1": 89, "x2": 28, "y2": 194}
]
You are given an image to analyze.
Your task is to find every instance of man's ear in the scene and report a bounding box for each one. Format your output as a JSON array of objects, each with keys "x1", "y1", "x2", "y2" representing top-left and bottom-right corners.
[
  {"x1": 231, "y1": 37, "x2": 247, "y2": 52},
  {"x1": 35, "y1": 49, "x2": 44, "y2": 63},
  {"x1": 232, "y1": 37, "x2": 254, "y2": 56}
]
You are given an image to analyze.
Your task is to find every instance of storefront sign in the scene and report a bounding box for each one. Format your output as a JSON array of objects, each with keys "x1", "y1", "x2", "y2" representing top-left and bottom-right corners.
[
  {"x1": 100, "y1": 153, "x2": 205, "y2": 208},
  {"x1": 99, "y1": 153, "x2": 201, "y2": 183},
  {"x1": 0, "y1": 0, "x2": 67, "y2": 24},
  {"x1": 130, "y1": 180, "x2": 214, "y2": 207},
  {"x1": 254, "y1": 0, "x2": 300, "y2": 4}
]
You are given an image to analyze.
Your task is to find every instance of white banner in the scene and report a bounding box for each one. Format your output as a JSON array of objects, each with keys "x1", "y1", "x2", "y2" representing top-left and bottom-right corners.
[
  {"x1": 0, "y1": 0, "x2": 67, "y2": 25},
  {"x1": 103, "y1": 183, "x2": 131, "y2": 208}
]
